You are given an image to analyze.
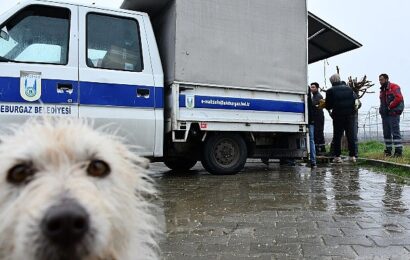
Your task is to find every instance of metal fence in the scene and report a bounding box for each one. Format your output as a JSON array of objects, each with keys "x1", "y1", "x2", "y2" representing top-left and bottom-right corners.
[{"x1": 358, "y1": 106, "x2": 410, "y2": 143}]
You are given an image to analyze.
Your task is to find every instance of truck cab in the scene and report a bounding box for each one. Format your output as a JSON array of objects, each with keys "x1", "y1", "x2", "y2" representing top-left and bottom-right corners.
[{"x1": 0, "y1": 0, "x2": 164, "y2": 157}]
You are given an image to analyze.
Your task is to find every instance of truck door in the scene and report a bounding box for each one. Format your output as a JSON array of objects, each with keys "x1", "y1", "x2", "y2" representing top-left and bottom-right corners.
[
  {"x1": 0, "y1": 3, "x2": 79, "y2": 123},
  {"x1": 78, "y1": 7, "x2": 156, "y2": 156}
]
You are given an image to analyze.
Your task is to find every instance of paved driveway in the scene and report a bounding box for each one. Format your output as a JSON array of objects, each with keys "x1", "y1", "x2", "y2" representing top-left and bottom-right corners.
[{"x1": 150, "y1": 162, "x2": 410, "y2": 259}]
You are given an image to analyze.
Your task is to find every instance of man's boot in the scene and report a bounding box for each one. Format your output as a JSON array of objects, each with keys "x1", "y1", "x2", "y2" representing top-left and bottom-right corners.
[
  {"x1": 394, "y1": 149, "x2": 403, "y2": 158},
  {"x1": 384, "y1": 149, "x2": 392, "y2": 157}
]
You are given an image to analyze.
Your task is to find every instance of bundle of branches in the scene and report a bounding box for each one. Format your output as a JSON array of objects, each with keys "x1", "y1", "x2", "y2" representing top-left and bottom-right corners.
[{"x1": 347, "y1": 75, "x2": 375, "y2": 99}]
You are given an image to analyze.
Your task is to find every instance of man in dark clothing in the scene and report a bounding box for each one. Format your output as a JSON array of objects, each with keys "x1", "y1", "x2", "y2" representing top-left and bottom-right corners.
[
  {"x1": 310, "y1": 82, "x2": 326, "y2": 155},
  {"x1": 325, "y1": 74, "x2": 357, "y2": 163},
  {"x1": 307, "y1": 86, "x2": 317, "y2": 168},
  {"x1": 379, "y1": 74, "x2": 405, "y2": 157}
]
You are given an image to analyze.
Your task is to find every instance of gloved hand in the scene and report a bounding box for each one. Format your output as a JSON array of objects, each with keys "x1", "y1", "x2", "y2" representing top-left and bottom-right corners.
[{"x1": 318, "y1": 99, "x2": 326, "y2": 109}]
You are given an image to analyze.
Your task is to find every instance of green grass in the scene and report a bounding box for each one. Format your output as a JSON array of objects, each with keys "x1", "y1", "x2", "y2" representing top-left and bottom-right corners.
[
  {"x1": 356, "y1": 141, "x2": 410, "y2": 178},
  {"x1": 358, "y1": 141, "x2": 410, "y2": 165},
  {"x1": 323, "y1": 141, "x2": 410, "y2": 177},
  {"x1": 356, "y1": 161, "x2": 410, "y2": 180}
]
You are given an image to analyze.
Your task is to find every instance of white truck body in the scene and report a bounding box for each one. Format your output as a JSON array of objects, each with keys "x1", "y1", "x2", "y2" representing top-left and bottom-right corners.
[
  {"x1": 137, "y1": 0, "x2": 308, "y2": 92},
  {"x1": 0, "y1": 0, "x2": 347, "y2": 174},
  {"x1": 123, "y1": 0, "x2": 310, "y2": 173}
]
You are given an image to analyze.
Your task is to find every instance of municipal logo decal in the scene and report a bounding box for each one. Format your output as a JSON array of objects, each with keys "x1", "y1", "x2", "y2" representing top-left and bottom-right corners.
[
  {"x1": 186, "y1": 95, "x2": 195, "y2": 109},
  {"x1": 20, "y1": 71, "x2": 42, "y2": 102}
]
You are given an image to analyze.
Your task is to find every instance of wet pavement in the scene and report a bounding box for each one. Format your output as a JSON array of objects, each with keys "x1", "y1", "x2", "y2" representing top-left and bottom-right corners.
[{"x1": 150, "y1": 162, "x2": 410, "y2": 259}]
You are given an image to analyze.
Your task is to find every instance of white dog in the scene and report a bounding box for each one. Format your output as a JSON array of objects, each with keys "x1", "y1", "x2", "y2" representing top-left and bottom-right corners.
[{"x1": 0, "y1": 118, "x2": 161, "y2": 260}]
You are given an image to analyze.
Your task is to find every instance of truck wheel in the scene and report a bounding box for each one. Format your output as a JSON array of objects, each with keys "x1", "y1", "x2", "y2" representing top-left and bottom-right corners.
[
  {"x1": 164, "y1": 157, "x2": 197, "y2": 171},
  {"x1": 201, "y1": 133, "x2": 247, "y2": 175}
]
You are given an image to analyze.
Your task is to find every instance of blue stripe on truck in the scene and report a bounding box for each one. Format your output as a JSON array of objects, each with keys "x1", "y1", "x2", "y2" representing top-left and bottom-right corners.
[
  {"x1": 179, "y1": 94, "x2": 305, "y2": 113},
  {"x1": 0, "y1": 77, "x2": 78, "y2": 104},
  {"x1": 80, "y1": 81, "x2": 161, "y2": 108},
  {"x1": 1, "y1": 76, "x2": 301, "y2": 112},
  {"x1": 0, "y1": 77, "x2": 164, "y2": 108}
]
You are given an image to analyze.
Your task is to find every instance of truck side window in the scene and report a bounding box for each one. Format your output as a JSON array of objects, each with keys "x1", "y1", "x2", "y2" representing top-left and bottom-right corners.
[
  {"x1": 86, "y1": 13, "x2": 143, "y2": 72},
  {"x1": 0, "y1": 5, "x2": 70, "y2": 65}
]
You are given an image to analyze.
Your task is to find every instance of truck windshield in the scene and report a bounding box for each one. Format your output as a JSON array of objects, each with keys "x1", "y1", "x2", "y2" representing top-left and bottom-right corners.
[{"x1": 0, "y1": 5, "x2": 70, "y2": 65}]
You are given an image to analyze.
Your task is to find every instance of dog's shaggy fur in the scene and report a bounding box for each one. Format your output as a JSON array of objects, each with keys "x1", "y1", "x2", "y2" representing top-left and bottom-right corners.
[{"x1": 0, "y1": 118, "x2": 160, "y2": 260}]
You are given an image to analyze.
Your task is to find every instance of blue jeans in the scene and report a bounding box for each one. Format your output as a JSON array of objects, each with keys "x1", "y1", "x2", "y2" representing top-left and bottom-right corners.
[{"x1": 309, "y1": 124, "x2": 316, "y2": 164}]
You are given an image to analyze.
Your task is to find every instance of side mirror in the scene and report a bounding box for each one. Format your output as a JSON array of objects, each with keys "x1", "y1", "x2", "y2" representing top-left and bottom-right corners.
[{"x1": 0, "y1": 29, "x2": 9, "y2": 41}]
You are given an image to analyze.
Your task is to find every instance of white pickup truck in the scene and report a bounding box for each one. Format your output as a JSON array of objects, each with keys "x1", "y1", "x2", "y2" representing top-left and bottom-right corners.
[{"x1": 0, "y1": 0, "x2": 361, "y2": 174}]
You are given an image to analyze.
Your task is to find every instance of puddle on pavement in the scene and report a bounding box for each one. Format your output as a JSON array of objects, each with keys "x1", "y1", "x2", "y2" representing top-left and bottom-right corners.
[{"x1": 149, "y1": 162, "x2": 410, "y2": 258}]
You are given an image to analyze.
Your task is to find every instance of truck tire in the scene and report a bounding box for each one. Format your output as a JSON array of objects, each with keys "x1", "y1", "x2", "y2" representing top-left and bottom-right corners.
[
  {"x1": 201, "y1": 133, "x2": 247, "y2": 175},
  {"x1": 164, "y1": 157, "x2": 197, "y2": 171}
]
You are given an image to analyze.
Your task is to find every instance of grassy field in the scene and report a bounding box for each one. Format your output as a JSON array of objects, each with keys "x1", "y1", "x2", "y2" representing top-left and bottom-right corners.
[
  {"x1": 358, "y1": 141, "x2": 410, "y2": 165},
  {"x1": 357, "y1": 141, "x2": 410, "y2": 178}
]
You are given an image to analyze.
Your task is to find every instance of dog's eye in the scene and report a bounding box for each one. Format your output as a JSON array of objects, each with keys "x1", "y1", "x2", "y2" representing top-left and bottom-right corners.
[
  {"x1": 87, "y1": 160, "x2": 110, "y2": 178},
  {"x1": 7, "y1": 163, "x2": 36, "y2": 184}
]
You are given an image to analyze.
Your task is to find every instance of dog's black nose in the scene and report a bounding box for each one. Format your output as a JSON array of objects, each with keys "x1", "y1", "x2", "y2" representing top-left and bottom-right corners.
[{"x1": 41, "y1": 200, "x2": 89, "y2": 246}]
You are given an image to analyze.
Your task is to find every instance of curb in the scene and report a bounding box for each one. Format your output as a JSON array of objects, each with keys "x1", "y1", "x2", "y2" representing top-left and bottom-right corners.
[{"x1": 357, "y1": 157, "x2": 410, "y2": 171}]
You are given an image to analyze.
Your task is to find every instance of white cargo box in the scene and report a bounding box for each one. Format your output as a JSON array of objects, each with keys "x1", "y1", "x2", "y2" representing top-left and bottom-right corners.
[{"x1": 123, "y1": 0, "x2": 308, "y2": 93}]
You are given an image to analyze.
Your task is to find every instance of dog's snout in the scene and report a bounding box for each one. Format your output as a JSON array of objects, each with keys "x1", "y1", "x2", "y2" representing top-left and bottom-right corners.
[{"x1": 41, "y1": 200, "x2": 89, "y2": 246}]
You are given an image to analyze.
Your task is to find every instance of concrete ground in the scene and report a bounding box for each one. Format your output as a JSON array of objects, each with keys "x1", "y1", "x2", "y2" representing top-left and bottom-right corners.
[{"x1": 150, "y1": 161, "x2": 410, "y2": 259}]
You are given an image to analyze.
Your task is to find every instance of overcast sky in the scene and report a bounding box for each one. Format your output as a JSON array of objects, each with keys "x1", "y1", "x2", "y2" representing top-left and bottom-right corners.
[
  {"x1": 308, "y1": 0, "x2": 409, "y2": 111},
  {"x1": 1, "y1": 0, "x2": 408, "y2": 114}
]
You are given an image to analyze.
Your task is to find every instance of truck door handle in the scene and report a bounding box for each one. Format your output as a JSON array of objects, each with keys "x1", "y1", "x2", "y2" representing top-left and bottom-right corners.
[
  {"x1": 57, "y1": 83, "x2": 73, "y2": 93},
  {"x1": 137, "y1": 88, "x2": 150, "y2": 98}
]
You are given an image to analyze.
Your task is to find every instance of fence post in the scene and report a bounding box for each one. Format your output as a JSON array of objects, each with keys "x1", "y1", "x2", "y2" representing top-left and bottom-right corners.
[
  {"x1": 375, "y1": 107, "x2": 379, "y2": 141},
  {"x1": 368, "y1": 111, "x2": 371, "y2": 139}
]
